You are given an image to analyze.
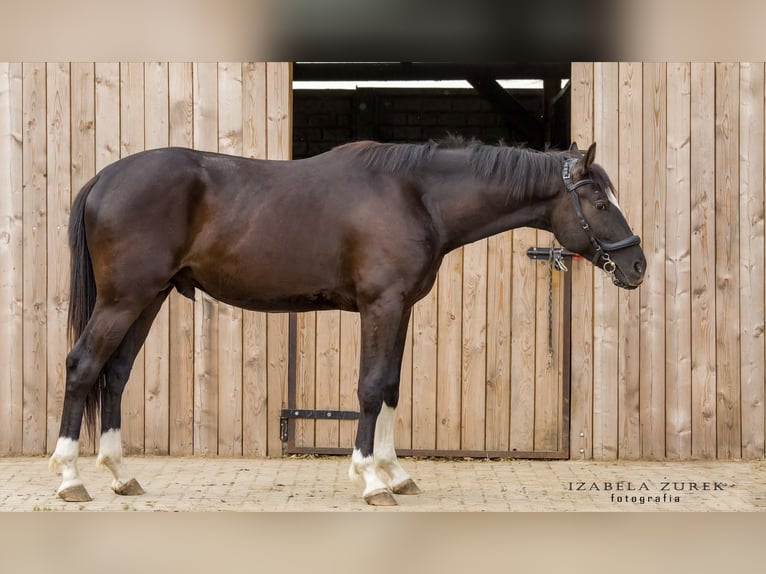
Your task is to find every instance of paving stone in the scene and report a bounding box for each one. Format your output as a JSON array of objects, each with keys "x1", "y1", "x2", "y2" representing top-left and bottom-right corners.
[{"x1": 1, "y1": 456, "x2": 763, "y2": 512}]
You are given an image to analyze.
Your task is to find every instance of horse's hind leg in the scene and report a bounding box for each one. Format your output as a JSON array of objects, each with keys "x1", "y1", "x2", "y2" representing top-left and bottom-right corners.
[
  {"x1": 97, "y1": 289, "x2": 171, "y2": 496},
  {"x1": 49, "y1": 305, "x2": 144, "y2": 502}
]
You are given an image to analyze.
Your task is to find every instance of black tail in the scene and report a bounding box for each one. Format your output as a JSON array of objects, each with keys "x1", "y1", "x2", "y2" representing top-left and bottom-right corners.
[{"x1": 68, "y1": 175, "x2": 103, "y2": 438}]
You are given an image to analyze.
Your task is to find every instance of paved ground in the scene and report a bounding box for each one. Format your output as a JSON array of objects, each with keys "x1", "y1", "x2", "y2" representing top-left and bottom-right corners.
[{"x1": 2, "y1": 455, "x2": 765, "y2": 511}]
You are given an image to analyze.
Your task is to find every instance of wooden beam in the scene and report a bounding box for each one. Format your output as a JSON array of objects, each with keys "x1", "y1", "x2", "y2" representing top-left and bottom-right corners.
[
  {"x1": 467, "y1": 75, "x2": 543, "y2": 147},
  {"x1": 293, "y1": 62, "x2": 571, "y2": 82}
]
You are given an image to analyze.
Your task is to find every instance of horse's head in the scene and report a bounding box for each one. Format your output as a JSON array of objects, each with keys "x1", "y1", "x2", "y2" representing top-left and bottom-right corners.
[{"x1": 550, "y1": 142, "x2": 646, "y2": 289}]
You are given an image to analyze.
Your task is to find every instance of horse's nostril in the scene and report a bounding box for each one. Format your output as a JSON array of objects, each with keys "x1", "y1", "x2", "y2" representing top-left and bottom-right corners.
[{"x1": 634, "y1": 261, "x2": 643, "y2": 275}]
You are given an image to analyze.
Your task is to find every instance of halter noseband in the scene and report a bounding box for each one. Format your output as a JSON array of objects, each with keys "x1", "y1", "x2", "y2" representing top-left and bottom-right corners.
[{"x1": 562, "y1": 158, "x2": 641, "y2": 273}]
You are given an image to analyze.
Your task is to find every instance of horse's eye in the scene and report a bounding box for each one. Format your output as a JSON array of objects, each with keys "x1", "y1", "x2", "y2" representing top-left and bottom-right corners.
[{"x1": 595, "y1": 200, "x2": 607, "y2": 211}]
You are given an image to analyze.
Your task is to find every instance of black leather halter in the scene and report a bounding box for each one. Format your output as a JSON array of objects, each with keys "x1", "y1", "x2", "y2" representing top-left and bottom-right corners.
[{"x1": 562, "y1": 158, "x2": 641, "y2": 271}]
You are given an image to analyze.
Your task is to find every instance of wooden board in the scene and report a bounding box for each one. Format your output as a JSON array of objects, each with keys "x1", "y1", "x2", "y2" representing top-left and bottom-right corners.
[
  {"x1": 640, "y1": 62, "x2": 667, "y2": 459},
  {"x1": 738, "y1": 62, "x2": 765, "y2": 459},
  {"x1": 436, "y1": 248, "x2": 463, "y2": 449},
  {"x1": 568, "y1": 62, "x2": 594, "y2": 459},
  {"x1": 510, "y1": 228, "x2": 536, "y2": 452},
  {"x1": 217, "y1": 63, "x2": 244, "y2": 456},
  {"x1": 0, "y1": 63, "x2": 23, "y2": 455},
  {"x1": 241, "y1": 62, "x2": 269, "y2": 456},
  {"x1": 715, "y1": 62, "x2": 742, "y2": 459},
  {"x1": 690, "y1": 62, "x2": 717, "y2": 459},
  {"x1": 315, "y1": 310, "x2": 341, "y2": 447},
  {"x1": 265, "y1": 62, "x2": 292, "y2": 456},
  {"x1": 664, "y1": 63, "x2": 692, "y2": 459},
  {"x1": 21, "y1": 63, "x2": 48, "y2": 455},
  {"x1": 461, "y1": 239, "x2": 487, "y2": 450},
  {"x1": 192, "y1": 62, "x2": 219, "y2": 455},
  {"x1": 485, "y1": 231, "x2": 512, "y2": 451},
  {"x1": 143, "y1": 62, "x2": 170, "y2": 455},
  {"x1": 339, "y1": 311, "x2": 361, "y2": 449},
  {"x1": 119, "y1": 62, "x2": 146, "y2": 454},
  {"x1": 45, "y1": 62, "x2": 71, "y2": 453},
  {"x1": 411, "y1": 280, "x2": 438, "y2": 450},
  {"x1": 592, "y1": 62, "x2": 619, "y2": 460},
  {"x1": 167, "y1": 62, "x2": 195, "y2": 456},
  {"x1": 617, "y1": 62, "x2": 643, "y2": 459},
  {"x1": 533, "y1": 231, "x2": 561, "y2": 452}
]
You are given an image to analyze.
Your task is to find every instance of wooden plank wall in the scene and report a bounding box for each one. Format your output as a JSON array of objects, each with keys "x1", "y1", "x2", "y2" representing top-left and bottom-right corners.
[
  {"x1": 0, "y1": 62, "x2": 291, "y2": 457},
  {"x1": 571, "y1": 62, "x2": 766, "y2": 460}
]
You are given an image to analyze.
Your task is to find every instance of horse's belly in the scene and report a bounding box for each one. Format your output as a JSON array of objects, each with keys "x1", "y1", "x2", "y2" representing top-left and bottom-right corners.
[{"x1": 182, "y1": 266, "x2": 357, "y2": 313}]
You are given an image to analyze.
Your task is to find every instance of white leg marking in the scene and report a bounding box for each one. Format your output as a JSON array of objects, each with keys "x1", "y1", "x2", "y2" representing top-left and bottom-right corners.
[
  {"x1": 97, "y1": 429, "x2": 133, "y2": 491},
  {"x1": 373, "y1": 405, "x2": 412, "y2": 489},
  {"x1": 49, "y1": 437, "x2": 84, "y2": 493},
  {"x1": 349, "y1": 448, "x2": 390, "y2": 497}
]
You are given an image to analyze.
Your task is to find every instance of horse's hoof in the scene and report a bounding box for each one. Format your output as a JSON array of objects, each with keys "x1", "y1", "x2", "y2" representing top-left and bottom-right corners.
[
  {"x1": 58, "y1": 484, "x2": 92, "y2": 502},
  {"x1": 364, "y1": 489, "x2": 398, "y2": 506},
  {"x1": 113, "y1": 478, "x2": 145, "y2": 496},
  {"x1": 391, "y1": 479, "x2": 422, "y2": 495}
]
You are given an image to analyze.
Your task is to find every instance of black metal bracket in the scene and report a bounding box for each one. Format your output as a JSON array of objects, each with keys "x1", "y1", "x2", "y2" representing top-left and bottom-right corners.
[
  {"x1": 526, "y1": 246, "x2": 576, "y2": 261},
  {"x1": 280, "y1": 409, "x2": 360, "y2": 443}
]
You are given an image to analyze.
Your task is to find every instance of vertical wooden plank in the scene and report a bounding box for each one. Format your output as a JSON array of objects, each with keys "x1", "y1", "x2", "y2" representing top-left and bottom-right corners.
[
  {"x1": 533, "y1": 232, "x2": 561, "y2": 452},
  {"x1": 144, "y1": 62, "x2": 170, "y2": 455},
  {"x1": 93, "y1": 63, "x2": 120, "y2": 453},
  {"x1": 411, "y1": 282, "x2": 438, "y2": 450},
  {"x1": 395, "y1": 316, "x2": 413, "y2": 450},
  {"x1": 119, "y1": 62, "x2": 146, "y2": 454},
  {"x1": 665, "y1": 62, "x2": 693, "y2": 459},
  {"x1": 293, "y1": 311, "x2": 316, "y2": 449},
  {"x1": 339, "y1": 311, "x2": 361, "y2": 448},
  {"x1": 71, "y1": 63, "x2": 95, "y2": 195},
  {"x1": 242, "y1": 62, "x2": 269, "y2": 456},
  {"x1": 265, "y1": 61, "x2": 291, "y2": 456},
  {"x1": 461, "y1": 239, "x2": 487, "y2": 450},
  {"x1": 715, "y1": 62, "x2": 742, "y2": 459},
  {"x1": 690, "y1": 62, "x2": 717, "y2": 459},
  {"x1": 192, "y1": 62, "x2": 219, "y2": 455},
  {"x1": 217, "y1": 62, "x2": 244, "y2": 456},
  {"x1": 436, "y1": 248, "x2": 463, "y2": 450},
  {"x1": 536, "y1": 230, "x2": 561, "y2": 451},
  {"x1": 618, "y1": 62, "x2": 643, "y2": 459},
  {"x1": 640, "y1": 62, "x2": 667, "y2": 460},
  {"x1": 45, "y1": 63, "x2": 71, "y2": 454},
  {"x1": 22, "y1": 63, "x2": 47, "y2": 455},
  {"x1": 569, "y1": 62, "x2": 594, "y2": 459},
  {"x1": 0, "y1": 63, "x2": 23, "y2": 455},
  {"x1": 485, "y1": 231, "x2": 512, "y2": 451},
  {"x1": 592, "y1": 62, "x2": 619, "y2": 460},
  {"x1": 739, "y1": 62, "x2": 765, "y2": 459},
  {"x1": 70, "y1": 76, "x2": 96, "y2": 467},
  {"x1": 509, "y1": 228, "x2": 536, "y2": 452},
  {"x1": 168, "y1": 62, "x2": 195, "y2": 456},
  {"x1": 95, "y1": 63, "x2": 120, "y2": 171},
  {"x1": 315, "y1": 311, "x2": 340, "y2": 447}
]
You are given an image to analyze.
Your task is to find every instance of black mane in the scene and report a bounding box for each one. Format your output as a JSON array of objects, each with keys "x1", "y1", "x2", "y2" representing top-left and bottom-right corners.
[{"x1": 336, "y1": 138, "x2": 572, "y2": 201}]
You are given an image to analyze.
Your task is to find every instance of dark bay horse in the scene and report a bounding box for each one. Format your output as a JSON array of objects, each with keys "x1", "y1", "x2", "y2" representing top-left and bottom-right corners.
[{"x1": 49, "y1": 139, "x2": 645, "y2": 505}]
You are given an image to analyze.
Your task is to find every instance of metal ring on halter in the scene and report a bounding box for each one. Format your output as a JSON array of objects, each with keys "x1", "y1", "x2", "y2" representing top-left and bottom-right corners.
[{"x1": 602, "y1": 254, "x2": 616, "y2": 275}]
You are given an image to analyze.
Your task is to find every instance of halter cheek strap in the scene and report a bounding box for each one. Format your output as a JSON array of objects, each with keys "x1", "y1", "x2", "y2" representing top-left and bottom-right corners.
[{"x1": 562, "y1": 158, "x2": 641, "y2": 268}]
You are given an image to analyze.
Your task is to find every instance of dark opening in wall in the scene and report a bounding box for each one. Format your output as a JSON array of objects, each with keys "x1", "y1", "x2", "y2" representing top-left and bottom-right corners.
[{"x1": 292, "y1": 64, "x2": 571, "y2": 159}]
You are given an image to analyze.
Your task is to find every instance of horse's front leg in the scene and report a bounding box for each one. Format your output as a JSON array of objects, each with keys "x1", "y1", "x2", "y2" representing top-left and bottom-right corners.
[{"x1": 349, "y1": 299, "x2": 420, "y2": 506}]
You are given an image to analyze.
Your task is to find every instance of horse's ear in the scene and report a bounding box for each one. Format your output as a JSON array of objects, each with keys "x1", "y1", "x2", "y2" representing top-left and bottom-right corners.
[
  {"x1": 583, "y1": 142, "x2": 597, "y2": 169},
  {"x1": 569, "y1": 142, "x2": 579, "y2": 153}
]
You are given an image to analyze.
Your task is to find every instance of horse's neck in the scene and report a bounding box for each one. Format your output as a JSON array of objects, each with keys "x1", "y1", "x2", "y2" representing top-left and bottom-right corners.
[{"x1": 421, "y1": 171, "x2": 553, "y2": 254}]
